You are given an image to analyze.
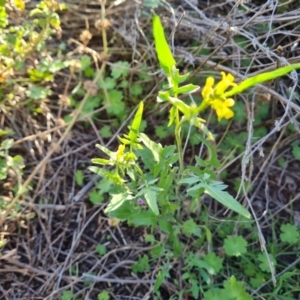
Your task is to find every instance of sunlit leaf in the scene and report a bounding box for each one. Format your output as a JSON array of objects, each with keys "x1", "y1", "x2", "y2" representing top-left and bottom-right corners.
[
  {"x1": 128, "y1": 102, "x2": 144, "y2": 143},
  {"x1": 153, "y1": 15, "x2": 176, "y2": 76},
  {"x1": 224, "y1": 63, "x2": 300, "y2": 98},
  {"x1": 145, "y1": 189, "x2": 159, "y2": 215}
]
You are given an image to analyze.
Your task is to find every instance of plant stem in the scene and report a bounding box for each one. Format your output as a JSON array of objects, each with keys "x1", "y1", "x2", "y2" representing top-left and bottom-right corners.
[{"x1": 175, "y1": 122, "x2": 184, "y2": 175}]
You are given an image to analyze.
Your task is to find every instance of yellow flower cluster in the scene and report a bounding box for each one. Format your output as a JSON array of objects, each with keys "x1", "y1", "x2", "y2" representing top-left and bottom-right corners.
[{"x1": 201, "y1": 72, "x2": 236, "y2": 121}]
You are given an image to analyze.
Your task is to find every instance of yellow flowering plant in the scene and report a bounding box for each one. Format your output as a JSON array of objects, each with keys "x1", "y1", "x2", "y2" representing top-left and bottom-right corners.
[
  {"x1": 153, "y1": 15, "x2": 300, "y2": 126},
  {"x1": 87, "y1": 14, "x2": 300, "y2": 297},
  {"x1": 89, "y1": 15, "x2": 300, "y2": 233},
  {"x1": 151, "y1": 14, "x2": 300, "y2": 219}
]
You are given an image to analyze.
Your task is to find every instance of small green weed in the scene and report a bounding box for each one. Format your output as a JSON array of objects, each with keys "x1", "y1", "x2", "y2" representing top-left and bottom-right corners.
[
  {"x1": 61, "y1": 290, "x2": 76, "y2": 300},
  {"x1": 0, "y1": 138, "x2": 24, "y2": 219},
  {"x1": 97, "y1": 290, "x2": 110, "y2": 300},
  {"x1": 0, "y1": 0, "x2": 67, "y2": 106}
]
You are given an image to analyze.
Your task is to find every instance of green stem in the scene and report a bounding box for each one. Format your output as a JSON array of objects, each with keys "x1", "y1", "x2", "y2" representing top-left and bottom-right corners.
[
  {"x1": 171, "y1": 79, "x2": 185, "y2": 175},
  {"x1": 175, "y1": 122, "x2": 183, "y2": 174},
  {"x1": 175, "y1": 117, "x2": 186, "y2": 176}
]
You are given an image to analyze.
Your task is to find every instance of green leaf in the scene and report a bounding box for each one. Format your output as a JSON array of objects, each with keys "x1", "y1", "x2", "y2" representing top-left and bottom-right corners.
[
  {"x1": 1, "y1": 138, "x2": 14, "y2": 150},
  {"x1": 0, "y1": 7, "x2": 8, "y2": 28},
  {"x1": 203, "y1": 182, "x2": 251, "y2": 219},
  {"x1": 194, "y1": 134, "x2": 220, "y2": 167},
  {"x1": 131, "y1": 83, "x2": 143, "y2": 96},
  {"x1": 223, "y1": 236, "x2": 248, "y2": 257},
  {"x1": 158, "y1": 217, "x2": 172, "y2": 234},
  {"x1": 280, "y1": 223, "x2": 300, "y2": 245},
  {"x1": 97, "y1": 77, "x2": 116, "y2": 90},
  {"x1": 250, "y1": 274, "x2": 267, "y2": 289},
  {"x1": 232, "y1": 101, "x2": 245, "y2": 122},
  {"x1": 140, "y1": 120, "x2": 147, "y2": 132},
  {"x1": 95, "y1": 144, "x2": 114, "y2": 158},
  {"x1": 80, "y1": 55, "x2": 92, "y2": 71},
  {"x1": 182, "y1": 219, "x2": 202, "y2": 238},
  {"x1": 82, "y1": 95, "x2": 101, "y2": 114},
  {"x1": 50, "y1": 13, "x2": 60, "y2": 28},
  {"x1": 224, "y1": 63, "x2": 300, "y2": 98},
  {"x1": 203, "y1": 252, "x2": 223, "y2": 274},
  {"x1": 187, "y1": 252, "x2": 215, "y2": 274},
  {"x1": 150, "y1": 243, "x2": 164, "y2": 258},
  {"x1": 104, "y1": 192, "x2": 134, "y2": 213},
  {"x1": 28, "y1": 69, "x2": 53, "y2": 82},
  {"x1": 61, "y1": 290, "x2": 74, "y2": 300},
  {"x1": 177, "y1": 84, "x2": 199, "y2": 94},
  {"x1": 166, "y1": 96, "x2": 191, "y2": 116},
  {"x1": 75, "y1": 170, "x2": 83, "y2": 186},
  {"x1": 291, "y1": 141, "x2": 300, "y2": 161},
  {"x1": 100, "y1": 125, "x2": 112, "y2": 138},
  {"x1": 111, "y1": 61, "x2": 130, "y2": 79},
  {"x1": 136, "y1": 147, "x2": 155, "y2": 170},
  {"x1": 154, "y1": 268, "x2": 169, "y2": 293},
  {"x1": 96, "y1": 177, "x2": 112, "y2": 193},
  {"x1": 95, "y1": 244, "x2": 107, "y2": 256},
  {"x1": 179, "y1": 176, "x2": 201, "y2": 185},
  {"x1": 89, "y1": 189, "x2": 104, "y2": 205},
  {"x1": 195, "y1": 122, "x2": 215, "y2": 141},
  {"x1": 145, "y1": 189, "x2": 159, "y2": 215},
  {"x1": 223, "y1": 276, "x2": 252, "y2": 300},
  {"x1": 108, "y1": 201, "x2": 135, "y2": 220},
  {"x1": 203, "y1": 288, "x2": 231, "y2": 300},
  {"x1": 106, "y1": 90, "x2": 125, "y2": 116},
  {"x1": 132, "y1": 255, "x2": 150, "y2": 273},
  {"x1": 155, "y1": 125, "x2": 170, "y2": 139},
  {"x1": 26, "y1": 86, "x2": 52, "y2": 100},
  {"x1": 129, "y1": 210, "x2": 157, "y2": 227},
  {"x1": 257, "y1": 253, "x2": 276, "y2": 273},
  {"x1": 119, "y1": 80, "x2": 128, "y2": 88},
  {"x1": 139, "y1": 133, "x2": 162, "y2": 162},
  {"x1": 128, "y1": 102, "x2": 144, "y2": 143},
  {"x1": 97, "y1": 291, "x2": 110, "y2": 300},
  {"x1": 0, "y1": 128, "x2": 14, "y2": 136},
  {"x1": 91, "y1": 158, "x2": 111, "y2": 165},
  {"x1": 152, "y1": 15, "x2": 176, "y2": 76},
  {"x1": 168, "y1": 106, "x2": 177, "y2": 126},
  {"x1": 233, "y1": 36, "x2": 248, "y2": 48}
]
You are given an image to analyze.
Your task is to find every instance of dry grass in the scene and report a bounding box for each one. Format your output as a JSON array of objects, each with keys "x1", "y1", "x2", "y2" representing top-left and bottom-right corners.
[{"x1": 1, "y1": 0, "x2": 300, "y2": 299}]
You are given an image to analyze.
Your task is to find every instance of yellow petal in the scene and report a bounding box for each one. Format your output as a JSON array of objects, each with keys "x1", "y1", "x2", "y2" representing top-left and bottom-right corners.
[
  {"x1": 214, "y1": 72, "x2": 236, "y2": 95},
  {"x1": 224, "y1": 98, "x2": 235, "y2": 107},
  {"x1": 211, "y1": 99, "x2": 235, "y2": 121},
  {"x1": 202, "y1": 77, "x2": 214, "y2": 100}
]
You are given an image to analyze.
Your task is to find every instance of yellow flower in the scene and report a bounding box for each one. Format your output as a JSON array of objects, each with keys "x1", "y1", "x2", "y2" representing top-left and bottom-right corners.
[
  {"x1": 214, "y1": 72, "x2": 236, "y2": 95},
  {"x1": 200, "y1": 72, "x2": 236, "y2": 121},
  {"x1": 201, "y1": 77, "x2": 214, "y2": 100},
  {"x1": 211, "y1": 98, "x2": 235, "y2": 121},
  {"x1": 116, "y1": 144, "x2": 125, "y2": 161}
]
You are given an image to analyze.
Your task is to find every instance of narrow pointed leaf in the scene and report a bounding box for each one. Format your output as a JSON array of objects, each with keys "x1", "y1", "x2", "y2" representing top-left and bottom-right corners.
[
  {"x1": 177, "y1": 84, "x2": 200, "y2": 94},
  {"x1": 91, "y1": 158, "x2": 111, "y2": 165},
  {"x1": 128, "y1": 101, "x2": 144, "y2": 142},
  {"x1": 204, "y1": 183, "x2": 251, "y2": 219},
  {"x1": 224, "y1": 63, "x2": 300, "y2": 98},
  {"x1": 168, "y1": 96, "x2": 191, "y2": 116},
  {"x1": 153, "y1": 15, "x2": 176, "y2": 76},
  {"x1": 139, "y1": 133, "x2": 162, "y2": 162},
  {"x1": 145, "y1": 189, "x2": 159, "y2": 215},
  {"x1": 95, "y1": 144, "x2": 114, "y2": 157}
]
